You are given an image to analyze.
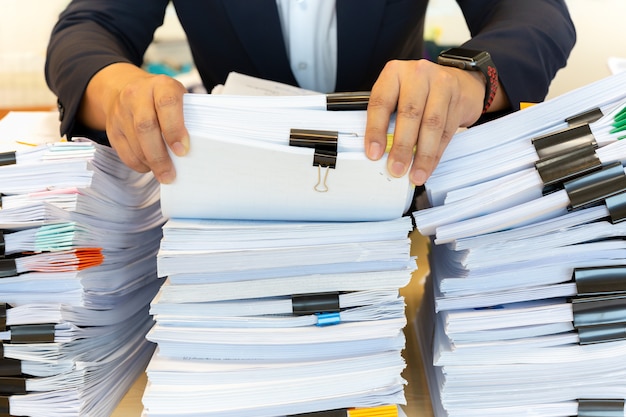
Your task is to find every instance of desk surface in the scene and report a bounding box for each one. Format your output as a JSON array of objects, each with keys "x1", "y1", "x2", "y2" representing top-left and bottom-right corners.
[
  {"x1": 0, "y1": 107, "x2": 54, "y2": 119},
  {"x1": 111, "y1": 231, "x2": 435, "y2": 417}
]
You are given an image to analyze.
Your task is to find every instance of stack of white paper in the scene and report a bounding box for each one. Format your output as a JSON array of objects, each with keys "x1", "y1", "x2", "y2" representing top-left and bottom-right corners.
[
  {"x1": 0, "y1": 112, "x2": 165, "y2": 417},
  {"x1": 142, "y1": 76, "x2": 417, "y2": 417},
  {"x1": 145, "y1": 217, "x2": 415, "y2": 417},
  {"x1": 160, "y1": 89, "x2": 414, "y2": 221},
  {"x1": 414, "y1": 72, "x2": 626, "y2": 417}
]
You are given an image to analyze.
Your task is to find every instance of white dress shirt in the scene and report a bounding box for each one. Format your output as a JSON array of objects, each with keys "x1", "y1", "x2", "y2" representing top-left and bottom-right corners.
[{"x1": 275, "y1": 0, "x2": 337, "y2": 93}]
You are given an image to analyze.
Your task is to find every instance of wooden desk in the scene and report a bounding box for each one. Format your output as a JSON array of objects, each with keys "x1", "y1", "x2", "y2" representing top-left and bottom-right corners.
[
  {"x1": 0, "y1": 107, "x2": 54, "y2": 120},
  {"x1": 112, "y1": 231, "x2": 435, "y2": 417}
]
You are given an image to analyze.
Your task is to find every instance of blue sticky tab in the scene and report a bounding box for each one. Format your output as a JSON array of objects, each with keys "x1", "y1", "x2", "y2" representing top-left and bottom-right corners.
[{"x1": 315, "y1": 312, "x2": 341, "y2": 327}]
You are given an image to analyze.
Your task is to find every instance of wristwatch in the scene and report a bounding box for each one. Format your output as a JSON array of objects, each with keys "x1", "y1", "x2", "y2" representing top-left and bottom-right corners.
[{"x1": 437, "y1": 47, "x2": 498, "y2": 113}]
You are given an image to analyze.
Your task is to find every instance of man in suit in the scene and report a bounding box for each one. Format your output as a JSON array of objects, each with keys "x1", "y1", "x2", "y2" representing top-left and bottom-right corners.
[{"x1": 45, "y1": 0, "x2": 575, "y2": 186}]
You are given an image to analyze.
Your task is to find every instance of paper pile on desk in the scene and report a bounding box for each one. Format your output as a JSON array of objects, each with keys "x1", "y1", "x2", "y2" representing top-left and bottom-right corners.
[
  {"x1": 142, "y1": 85, "x2": 417, "y2": 417},
  {"x1": 414, "y1": 71, "x2": 626, "y2": 416},
  {"x1": 0, "y1": 112, "x2": 165, "y2": 417}
]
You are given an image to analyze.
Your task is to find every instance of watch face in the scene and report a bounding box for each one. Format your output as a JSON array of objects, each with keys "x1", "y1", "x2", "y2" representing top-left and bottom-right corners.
[
  {"x1": 437, "y1": 47, "x2": 498, "y2": 113},
  {"x1": 437, "y1": 48, "x2": 492, "y2": 69},
  {"x1": 439, "y1": 47, "x2": 483, "y2": 60}
]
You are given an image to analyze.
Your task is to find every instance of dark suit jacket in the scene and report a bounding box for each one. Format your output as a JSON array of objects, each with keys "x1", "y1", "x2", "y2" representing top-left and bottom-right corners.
[{"x1": 45, "y1": 0, "x2": 575, "y2": 143}]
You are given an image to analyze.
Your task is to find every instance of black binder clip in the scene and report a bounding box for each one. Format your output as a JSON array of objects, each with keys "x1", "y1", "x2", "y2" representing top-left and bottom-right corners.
[
  {"x1": 565, "y1": 106, "x2": 604, "y2": 127},
  {"x1": 532, "y1": 123, "x2": 596, "y2": 160},
  {"x1": 571, "y1": 265, "x2": 626, "y2": 344},
  {"x1": 0, "y1": 377, "x2": 27, "y2": 395},
  {"x1": 572, "y1": 294, "x2": 626, "y2": 328},
  {"x1": 289, "y1": 129, "x2": 338, "y2": 192},
  {"x1": 0, "y1": 260, "x2": 17, "y2": 279},
  {"x1": 326, "y1": 92, "x2": 370, "y2": 111},
  {"x1": 0, "y1": 396, "x2": 10, "y2": 417},
  {"x1": 9, "y1": 324, "x2": 55, "y2": 344},
  {"x1": 564, "y1": 162, "x2": 626, "y2": 211},
  {"x1": 0, "y1": 305, "x2": 55, "y2": 344},
  {"x1": 291, "y1": 292, "x2": 341, "y2": 316},
  {"x1": 0, "y1": 152, "x2": 16, "y2": 168},
  {"x1": 578, "y1": 399, "x2": 625, "y2": 417},
  {"x1": 0, "y1": 359, "x2": 21, "y2": 378},
  {"x1": 574, "y1": 266, "x2": 626, "y2": 296},
  {"x1": 0, "y1": 305, "x2": 5, "y2": 333},
  {"x1": 572, "y1": 294, "x2": 626, "y2": 344},
  {"x1": 535, "y1": 142, "x2": 601, "y2": 189},
  {"x1": 576, "y1": 321, "x2": 626, "y2": 345},
  {"x1": 605, "y1": 191, "x2": 626, "y2": 224}
]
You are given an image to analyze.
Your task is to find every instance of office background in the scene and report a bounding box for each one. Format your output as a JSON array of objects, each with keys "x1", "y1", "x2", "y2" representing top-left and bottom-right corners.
[{"x1": 1, "y1": 0, "x2": 624, "y2": 110}]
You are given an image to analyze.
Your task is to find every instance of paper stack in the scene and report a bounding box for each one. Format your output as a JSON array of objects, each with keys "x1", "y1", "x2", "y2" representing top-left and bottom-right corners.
[
  {"x1": 0, "y1": 112, "x2": 165, "y2": 417},
  {"x1": 414, "y1": 71, "x2": 626, "y2": 417},
  {"x1": 142, "y1": 87, "x2": 418, "y2": 417}
]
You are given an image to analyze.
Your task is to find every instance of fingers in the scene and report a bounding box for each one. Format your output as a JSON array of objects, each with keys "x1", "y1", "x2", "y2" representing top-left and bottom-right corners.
[
  {"x1": 392, "y1": 64, "x2": 431, "y2": 184},
  {"x1": 106, "y1": 84, "x2": 153, "y2": 174},
  {"x1": 365, "y1": 61, "x2": 400, "y2": 162},
  {"x1": 366, "y1": 60, "x2": 483, "y2": 186},
  {"x1": 106, "y1": 74, "x2": 188, "y2": 184},
  {"x1": 153, "y1": 76, "x2": 190, "y2": 158},
  {"x1": 406, "y1": 69, "x2": 458, "y2": 186}
]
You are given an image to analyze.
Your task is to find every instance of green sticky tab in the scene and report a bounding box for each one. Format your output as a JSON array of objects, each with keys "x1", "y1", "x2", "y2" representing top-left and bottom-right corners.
[{"x1": 34, "y1": 223, "x2": 76, "y2": 251}]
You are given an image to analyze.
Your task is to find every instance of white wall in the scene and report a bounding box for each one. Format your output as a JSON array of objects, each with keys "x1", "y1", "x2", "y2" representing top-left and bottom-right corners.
[
  {"x1": 545, "y1": 0, "x2": 626, "y2": 98},
  {"x1": 0, "y1": 0, "x2": 624, "y2": 107},
  {"x1": 0, "y1": 0, "x2": 70, "y2": 107},
  {"x1": 423, "y1": 0, "x2": 626, "y2": 100},
  {"x1": 0, "y1": 1, "x2": 191, "y2": 108}
]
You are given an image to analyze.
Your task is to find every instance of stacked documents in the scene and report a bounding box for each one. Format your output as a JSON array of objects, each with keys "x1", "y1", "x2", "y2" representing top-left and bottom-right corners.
[
  {"x1": 0, "y1": 112, "x2": 164, "y2": 417},
  {"x1": 142, "y1": 83, "x2": 417, "y2": 417},
  {"x1": 414, "y1": 72, "x2": 626, "y2": 417}
]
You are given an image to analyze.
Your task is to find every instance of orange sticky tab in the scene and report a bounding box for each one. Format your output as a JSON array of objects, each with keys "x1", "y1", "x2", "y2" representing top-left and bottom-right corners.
[{"x1": 74, "y1": 248, "x2": 104, "y2": 270}]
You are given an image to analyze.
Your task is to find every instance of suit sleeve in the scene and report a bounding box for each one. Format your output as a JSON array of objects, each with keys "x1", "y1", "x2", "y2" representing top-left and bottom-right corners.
[
  {"x1": 45, "y1": 0, "x2": 170, "y2": 141},
  {"x1": 456, "y1": 0, "x2": 576, "y2": 111}
]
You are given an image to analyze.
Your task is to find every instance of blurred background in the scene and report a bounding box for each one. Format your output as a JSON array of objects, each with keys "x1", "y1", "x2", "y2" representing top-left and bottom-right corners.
[{"x1": 1, "y1": 0, "x2": 624, "y2": 110}]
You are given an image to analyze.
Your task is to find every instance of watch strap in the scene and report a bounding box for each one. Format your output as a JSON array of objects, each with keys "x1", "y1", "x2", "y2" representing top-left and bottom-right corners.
[
  {"x1": 479, "y1": 60, "x2": 498, "y2": 114},
  {"x1": 437, "y1": 48, "x2": 498, "y2": 114}
]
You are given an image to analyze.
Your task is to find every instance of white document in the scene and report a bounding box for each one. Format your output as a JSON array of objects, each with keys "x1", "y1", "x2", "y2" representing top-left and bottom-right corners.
[
  {"x1": 157, "y1": 267, "x2": 415, "y2": 303},
  {"x1": 160, "y1": 215, "x2": 414, "y2": 250},
  {"x1": 157, "y1": 237, "x2": 412, "y2": 277},
  {"x1": 156, "y1": 214, "x2": 416, "y2": 283},
  {"x1": 425, "y1": 71, "x2": 626, "y2": 205},
  {"x1": 161, "y1": 125, "x2": 413, "y2": 221},
  {"x1": 160, "y1": 90, "x2": 414, "y2": 221},
  {"x1": 143, "y1": 349, "x2": 406, "y2": 417},
  {"x1": 451, "y1": 205, "x2": 609, "y2": 250},
  {"x1": 151, "y1": 288, "x2": 404, "y2": 322},
  {"x1": 213, "y1": 70, "x2": 318, "y2": 96},
  {"x1": 147, "y1": 320, "x2": 407, "y2": 362},
  {"x1": 415, "y1": 127, "x2": 626, "y2": 237},
  {"x1": 430, "y1": 236, "x2": 626, "y2": 300}
]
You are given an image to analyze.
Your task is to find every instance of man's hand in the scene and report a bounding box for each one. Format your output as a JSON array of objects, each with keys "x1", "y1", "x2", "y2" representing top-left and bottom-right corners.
[
  {"x1": 364, "y1": 59, "x2": 489, "y2": 186},
  {"x1": 79, "y1": 62, "x2": 190, "y2": 183}
]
